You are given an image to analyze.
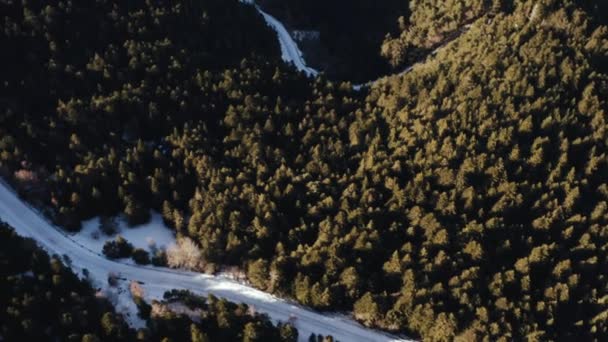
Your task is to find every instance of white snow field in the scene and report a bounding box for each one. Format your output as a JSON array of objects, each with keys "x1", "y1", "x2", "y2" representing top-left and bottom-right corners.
[
  {"x1": 0, "y1": 180, "x2": 412, "y2": 342},
  {"x1": 242, "y1": 0, "x2": 319, "y2": 77},
  {"x1": 77, "y1": 213, "x2": 176, "y2": 259}
]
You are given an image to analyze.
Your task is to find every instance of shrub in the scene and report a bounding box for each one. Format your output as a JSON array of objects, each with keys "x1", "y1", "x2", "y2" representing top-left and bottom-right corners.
[
  {"x1": 102, "y1": 235, "x2": 134, "y2": 259},
  {"x1": 99, "y1": 216, "x2": 118, "y2": 236},
  {"x1": 166, "y1": 237, "x2": 202, "y2": 270},
  {"x1": 132, "y1": 248, "x2": 150, "y2": 265},
  {"x1": 151, "y1": 250, "x2": 168, "y2": 267}
]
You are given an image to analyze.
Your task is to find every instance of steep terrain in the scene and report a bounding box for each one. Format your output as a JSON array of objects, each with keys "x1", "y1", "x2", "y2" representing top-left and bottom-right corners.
[
  {"x1": 258, "y1": 0, "x2": 408, "y2": 82},
  {"x1": 0, "y1": 220, "x2": 301, "y2": 341},
  {"x1": 0, "y1": 180, "x2": 409, "y2": 341},
  {"x1": 1, "y1": 0, "x2": 608, "y2": 341}
]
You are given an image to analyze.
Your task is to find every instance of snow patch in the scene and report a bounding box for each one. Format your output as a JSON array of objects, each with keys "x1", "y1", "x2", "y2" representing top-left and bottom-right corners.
[
  {"x1": 0, "y1": 179, "x2": 412, "y2": 341},
  {"x1": 241, "y1": 0, "x2": 319, "y2": 77},
  {"x1": 16, "y1": 270, "x2": 35, "y2": 278},
  {"x1": 102, "y1": 280, "x2": 147, "y2": 329},
  {"x1": 76, "y1": 212, "x2": 175, "y2": 256}
]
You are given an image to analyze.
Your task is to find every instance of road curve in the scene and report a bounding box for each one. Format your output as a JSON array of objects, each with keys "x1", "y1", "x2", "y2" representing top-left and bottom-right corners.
[
  {"x1": 242, "y1": 0, "x2": 471, "y2": 89},
  {"x1": 0, "y1": 180, "x2": 412, "y2": 342},
  {"x1": 242, "y1": 0, "x2": 319, "y2": 77}
]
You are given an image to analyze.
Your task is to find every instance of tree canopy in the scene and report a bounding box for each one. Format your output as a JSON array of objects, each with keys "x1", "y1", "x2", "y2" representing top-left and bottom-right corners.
[{"x1": 1, "y1": 0, "x2": 608, "y2": 340}]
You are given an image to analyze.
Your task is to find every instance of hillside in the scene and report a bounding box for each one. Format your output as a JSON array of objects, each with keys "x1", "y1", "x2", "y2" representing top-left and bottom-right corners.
[
  {"x1": 1, "y1": 0, "x2": 608, "y2": 341},
  {"x1": 0, "y1": 222, "x2": 297, "y2": 341},
  {"x1": 363, "y1": 0, "x2": 608, "y2": 339},
  {"x1": 258, "y1": 0, "x2": 408, "y2": 82}
]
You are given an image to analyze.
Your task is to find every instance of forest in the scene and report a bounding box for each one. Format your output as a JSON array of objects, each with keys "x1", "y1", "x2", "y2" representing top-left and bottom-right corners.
[
  {"x1": 258, "y1": 0, "x2": 408, "y2": 82},
  {"x1": 0, "y1": 222, "x2": 298, "y2": 341},
  {"x1": 1, "y1": 0, "x2": 608, "y2": 341}
]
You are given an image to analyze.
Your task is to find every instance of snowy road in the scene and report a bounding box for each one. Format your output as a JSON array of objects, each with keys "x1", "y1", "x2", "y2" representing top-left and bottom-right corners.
[
  {"x1": 243, "y1": 0, "x2": 318, "y2": 77},
  {"x1": 0, "y1": 3, "x2": 473, "y2": 341},
  {"x1": 0, "y1": 181, "x2": 411, "y2": 342},
  {"x1": 243, "y1": 0, "x2": 471, "y2": 90}
]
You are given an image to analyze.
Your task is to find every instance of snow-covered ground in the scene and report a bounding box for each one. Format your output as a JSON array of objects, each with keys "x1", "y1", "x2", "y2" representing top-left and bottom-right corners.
[
  {"x1": 0, "y1": 3, "x2": 472, "y2": 340},
  {"x1": 242, "y1": 0, "x2": 319, "y2": 77},
  {"x1": 241, "y1": 0, "x2": 418, "y2": 88},
  {"x1": 0, "y1": 180, "x2": 412, "y2": 341},
  {"x1": 76, "y1": 213, "x2": 175, "y2": 258},
  {"x1": 241, "y1": 0, "x2": 470, "y2": 91}
]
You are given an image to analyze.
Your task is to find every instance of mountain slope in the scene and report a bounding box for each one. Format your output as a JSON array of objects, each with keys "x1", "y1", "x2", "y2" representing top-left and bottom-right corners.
[
  {"x1": 1, "y1": 0, "x2": 607, "y2": 341},
  {"x1": 363, "y1": 0, "x2": 608, "y2": 339},
  {"x1": 0, "y1": 220, "x2": 302, "y2": 341},
  {"x1": 0, "y1": 180, "x2": 411, "y2": 341}
]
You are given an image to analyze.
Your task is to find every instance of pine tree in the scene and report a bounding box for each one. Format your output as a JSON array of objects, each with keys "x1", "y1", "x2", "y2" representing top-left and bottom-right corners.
[{"x1": 190, "y1": 324, "x2": 209, "y2": 342}]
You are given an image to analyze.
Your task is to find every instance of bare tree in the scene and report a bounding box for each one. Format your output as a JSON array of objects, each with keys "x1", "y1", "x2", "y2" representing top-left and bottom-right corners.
[{"x1": 166, "y1": 237, "x2": 202, "y2": 270}]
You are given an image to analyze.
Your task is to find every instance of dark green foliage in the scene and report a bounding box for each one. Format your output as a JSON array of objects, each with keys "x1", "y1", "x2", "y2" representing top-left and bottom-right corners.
[
  {"x1": 0, "y1": 222, "x2": 133, "y2": 341},
  {"x1": 132, "y1": 248, "x2": 151, "y2": 265},
  {"x1": 278, "y1": 322, "x2": 298, "y2": 342},
  {"x1": 353, "y1": 292, "x2": 383, "y2": 327},
  {"x1": 381, "y1": 0, "x2": 491, "y2": 68},
  {"x1": 258, "y1": 0, "x2": 408, "y2": 82},
  {"x1": 0, "y1": 0, "x2": 282, "y2": 229},
  {"x1": 134, "y1": 296, "x2": 152, "y2": 320},
  {"x1": 102, "y1": 235, "x2": 134, "y2": 259},
  {"x1": 151, "y1": 250, "x2": 169, "y2": 267},
  {"x1": 247, "y1": 259, "x2": 269, "y2": 290},
  {"x1": 99, "y1": 216, "x2": 118, "y2": 235},
  {"x1": 308, "y1": 333, "x2": 335, "y2": 342},
  {"x1": 1, "y1": 0, "x2": 608, "y2": 341},
  {"x1": 366, "y1": 1, "x2": 608, "y2": 339},
  {"x1": 0, "y1": 222, "x2": 299, "y2": 341},
  {"x1": 151, "y1": 290, "x2": 297, "y2": 342}
]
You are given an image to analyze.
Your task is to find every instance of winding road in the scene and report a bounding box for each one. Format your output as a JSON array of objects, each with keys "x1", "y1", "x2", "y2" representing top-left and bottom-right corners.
[
  {"x1": 0, "y1": 181, "x2": 411, "y2": 342},
  {"x1": 244, "y1": 0, "x2": 471, "y2": 89},
  {"x1": 0, "y1": 3, "x2": 472, "y2": 341},
  {"x1": 242, "y1": 0, "x2": 319, "y2": 77}
]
